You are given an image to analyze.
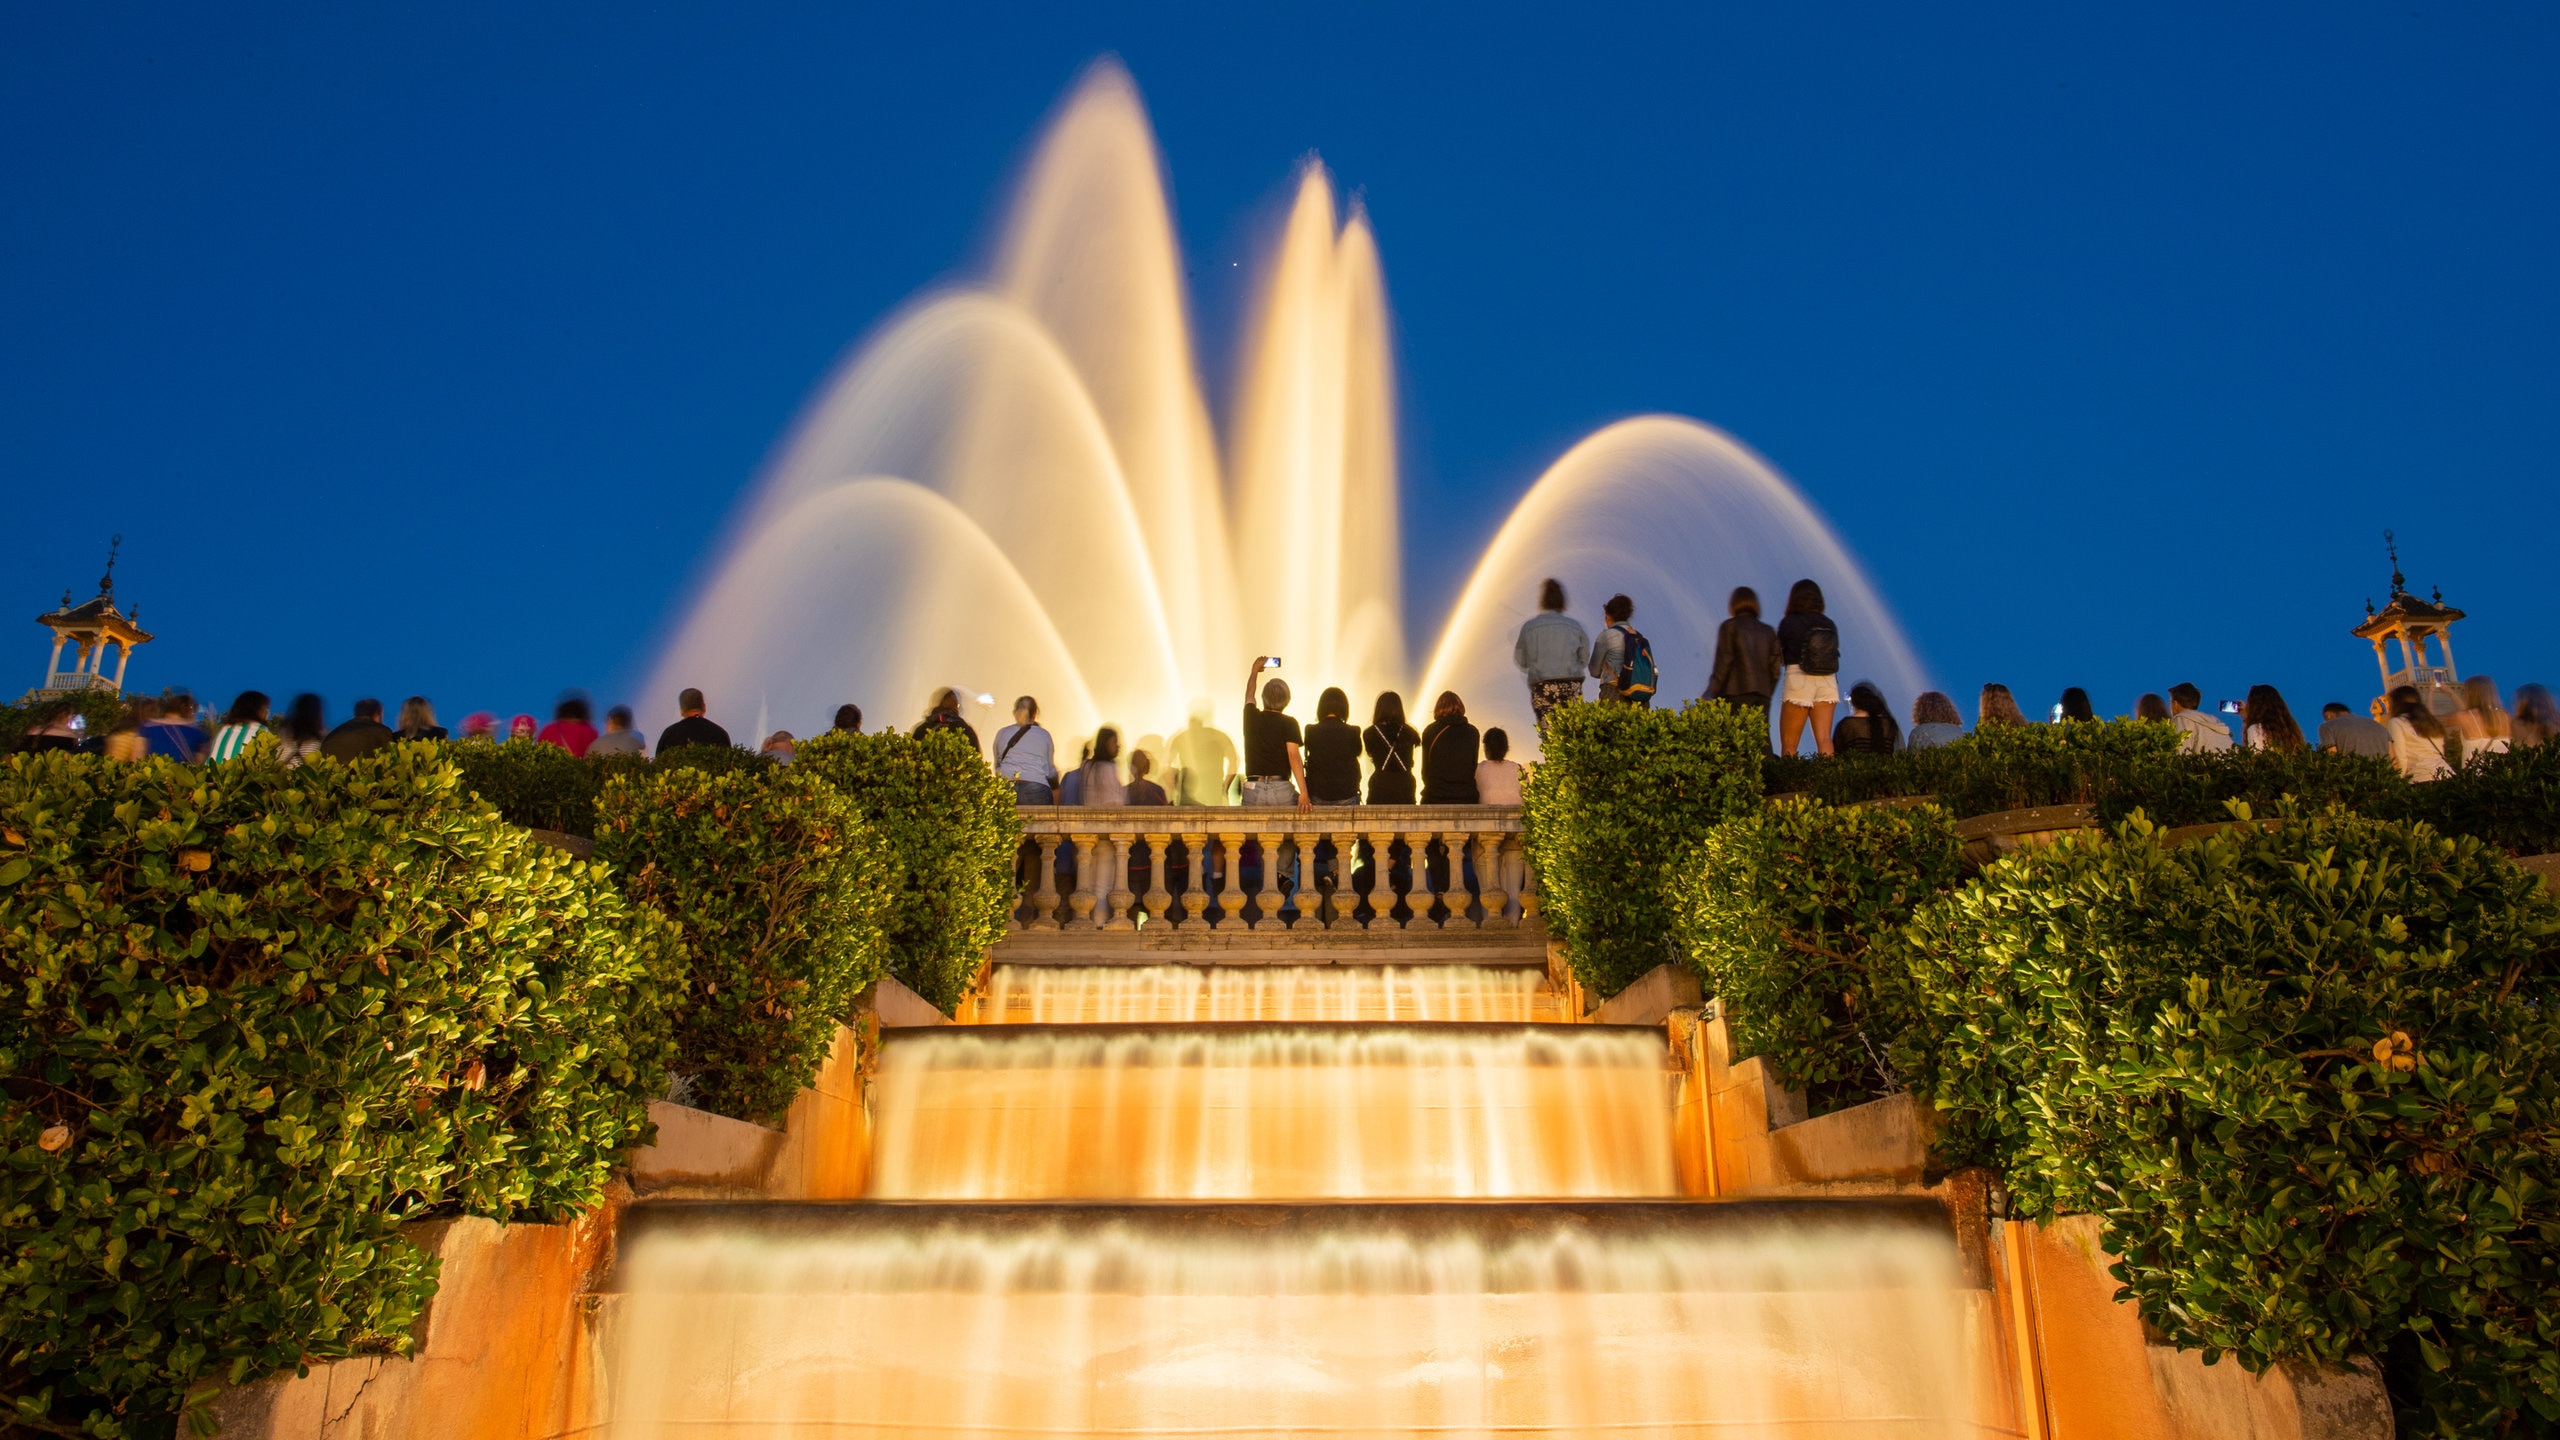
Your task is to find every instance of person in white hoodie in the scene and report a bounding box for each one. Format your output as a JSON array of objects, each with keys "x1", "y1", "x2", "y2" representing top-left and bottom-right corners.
[{"x1": 2167, "y1": 682, "x2": 2233, "y2": 753}]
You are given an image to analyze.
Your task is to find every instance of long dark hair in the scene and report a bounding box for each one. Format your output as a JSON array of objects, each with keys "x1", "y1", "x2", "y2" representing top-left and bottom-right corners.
[
  {"x1": 1318, "y1": 686, "x2": 1350, "y2": 722},
  {"x1": 1090, "y1": 726, "x2": 1120, "y2": 763},
  {"x1": 1371, "y1": 691, "x2": 1408, "y2": 732},
  {"x1": 2244, "y1": 684, "x2": 2305, "y2": 752},
  {"x1": 2135, "y1": 693, "x2": 2171, "y2": 721},
  {"x1": 1433, "y1": 690, "x2": 1466, "y2": 721},
  {"x1": 2056, "y1": 687, "x2": 2095, "y2": 722},
  {"x1": 1785, "y1": 579, "x2": 1826, "y2": 616},
  {"x1": 225, "y1": 690, "x2": 271, "y2": 726},
  {"x1": 281, "y1": 693, "x2": 326, "y2": 742},
  {"x1": 1912, "y1": 691, "x2": 1959, "y2": 726},
  {"x1": 2389, "y1": 685, "x2": 2445, "y2": 740}
]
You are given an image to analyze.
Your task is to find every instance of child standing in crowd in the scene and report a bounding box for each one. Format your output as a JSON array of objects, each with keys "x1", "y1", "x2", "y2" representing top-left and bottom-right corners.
[{"x1": 1473, "y1": 728, "x2": 1523, "y2": 805}]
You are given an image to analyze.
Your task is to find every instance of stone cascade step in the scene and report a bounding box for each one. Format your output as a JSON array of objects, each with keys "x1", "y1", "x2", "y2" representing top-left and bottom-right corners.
[
  {"x1": 864, "y1": 1021, "x2": 1687, "y2": 1200},
  {"x1": 974, "y1": 962, "x2": 1572, "y2": 1024},
  {"x1": 600, "y1": 1197, "x2": 1995, "y2": 1440}
]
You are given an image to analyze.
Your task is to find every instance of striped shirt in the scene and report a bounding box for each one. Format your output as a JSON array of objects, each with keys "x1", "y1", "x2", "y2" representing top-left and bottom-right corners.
[{"x1": 207, "y1": 722, "x2": 268, "y2": 763}]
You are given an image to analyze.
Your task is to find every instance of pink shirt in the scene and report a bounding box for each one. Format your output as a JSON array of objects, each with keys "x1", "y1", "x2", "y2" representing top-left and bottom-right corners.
[
  {"x1": 538, "y1": 719, "x2": 599, "y2": 758},
  {"x1": 1474, "y1": 759, "x2": 1523, "y2": 805}
]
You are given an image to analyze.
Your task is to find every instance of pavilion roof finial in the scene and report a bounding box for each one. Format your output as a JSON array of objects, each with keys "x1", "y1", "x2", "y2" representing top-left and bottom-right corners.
[
  {"x1": 2384, "y1": 529, "x2": 2405, "y2": 598},
  {"x1": 98, "y1": 534, "x2": 121, "y2": 600}
]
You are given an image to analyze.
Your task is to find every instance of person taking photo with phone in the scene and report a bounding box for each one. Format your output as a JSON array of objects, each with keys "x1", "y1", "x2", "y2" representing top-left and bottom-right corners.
[{"x1": 1243, "y1": 656, "x2": 1311, "y2": 812}]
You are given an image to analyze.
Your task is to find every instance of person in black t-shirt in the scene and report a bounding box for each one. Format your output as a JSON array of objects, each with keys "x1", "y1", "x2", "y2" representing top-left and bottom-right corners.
[
  {"x1": 657, "y1": 687, "x2": 732, "y2": 755},
  {"x1": 1363, "y1": 692, "x2": 1421, "y2": 804},
  {"x1": 1302, "y1": 687, "x2": 1363, "y2": 805},
  {"x1": 1241, "y1": 658, "x2": 1309, "y2": 811}
]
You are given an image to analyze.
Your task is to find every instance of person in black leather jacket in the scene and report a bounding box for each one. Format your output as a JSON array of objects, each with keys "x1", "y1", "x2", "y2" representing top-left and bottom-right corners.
[{"x1": 1706, "y1": 586, "x2": 1782, "y2": 724}]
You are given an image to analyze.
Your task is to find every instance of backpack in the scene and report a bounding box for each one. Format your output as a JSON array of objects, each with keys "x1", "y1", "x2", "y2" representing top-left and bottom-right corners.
[
  {"x1": 1799, "y1": 619, "x2": 1840, "y2": 677},
  {"x1": 1612, "y1": 624, "x2": 1659, "y2": 699}
]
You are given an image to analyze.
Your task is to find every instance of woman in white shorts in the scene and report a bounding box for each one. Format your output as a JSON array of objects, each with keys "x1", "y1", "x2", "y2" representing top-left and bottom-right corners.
[{"x1": 1776, "y1": 578, "x2": 1842, "y2": 756}]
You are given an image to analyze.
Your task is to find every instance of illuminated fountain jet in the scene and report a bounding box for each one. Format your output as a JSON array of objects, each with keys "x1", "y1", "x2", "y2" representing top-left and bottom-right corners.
[{"x1": 647, "y1": 60, "x2": 1925, "y2": 754}]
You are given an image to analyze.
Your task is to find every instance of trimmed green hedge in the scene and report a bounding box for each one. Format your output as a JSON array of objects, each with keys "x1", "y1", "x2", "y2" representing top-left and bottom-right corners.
[
  {"x1": 1896, "y1": 809, "x2": 2560, "y2": 1436},
  {"x1": 0, "y1": 747, "x2": 681, "y2": 1439},
  {"x1": 1522, "y1": 700, "x2": 1766, "y2": 1000},
  {"x1": 792, "y1": 730, "x2": 1018, "y2": 1015},
  {"x1": 1766, "y1": 720, "x2": 2463, "y2": 833},
  {"x1": 2400, "y1": 739, "x2": 2560, "y2": 858},
  {"x1": 444, "y1": 738, "x2": 766, "y2": 840},
  {"x1": 595, "y1": 764, "x2": 889, "y2": 1126},
  {"x1": 1680, "y1": 797, "x2": 1962, "y2": 1112}
]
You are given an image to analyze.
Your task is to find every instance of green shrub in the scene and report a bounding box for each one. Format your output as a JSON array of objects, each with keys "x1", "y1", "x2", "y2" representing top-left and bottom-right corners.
[
  {"x1": 1522, "y1": 700, "x2": 1766, "y2": 1000},
  {"x1": 1897, "y1": 808, "x2": 2560, "y2": 1436},
  {"x1": 2401, "y1": 739, "x2": 2560, "y2": 857},
  {"x1": 651, "y1": 743, "x2": 774, "y2": 779},
  {"x1": 792, "y1": 730, "x2": 1018, "y2": 1015},
  {"x1": 594, "y1": 763, "x2": 889, "y2": 1124},
  {"x1": 442, "y1": 738, "x2": 634, "y2": 838},
  {"x1": 2, "y1": 692, "x2": 129, "y2": 753},
  {"x1": 1763, "y1": 723, "x2": 2421, "y2": 832},
  {"x1": 0, "y1": 747, "x2": 681, "y2": 1439},
  {"x1": 1679, "y1": 796, "x2": 1962, "y2": 1112},
  {"x1": 2078, "y1": 744, "x2": 2406, "y2": 829}
]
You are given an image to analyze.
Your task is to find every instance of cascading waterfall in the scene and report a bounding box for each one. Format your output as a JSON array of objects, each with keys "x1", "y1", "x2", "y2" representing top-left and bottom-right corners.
[
  {"x1": 980, "y1": 963, "x2": 1556, "y2": 1023},
  {"x1": 606, "y1": 1202, "x2": 1986, "y2": 1440},
  {"x1": 643, "y1": 58, "x2": 1925, "y2": 753},
  {"x1": 865, "y1": 1023, "x2": 1681, "y2": 1200}
]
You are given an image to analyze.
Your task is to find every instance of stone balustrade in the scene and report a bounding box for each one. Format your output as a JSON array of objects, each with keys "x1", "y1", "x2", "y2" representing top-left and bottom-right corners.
[{"x1": 1008, "y1": 805, "x2": 1533, "y2": 935}]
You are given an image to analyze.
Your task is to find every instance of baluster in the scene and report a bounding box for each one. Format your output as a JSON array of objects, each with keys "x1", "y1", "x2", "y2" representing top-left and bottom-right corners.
[
  {"x1": 1253, "y1": 830, "x2": 1286, "y2": 928},
  {"x1": 1518, "y1": 839, "x2": 1542, "y2": 930},
  {"x1": 1365, "y1": 829, "x2": 1398, "y2": 929},
  {"x1": 1474, "y1": 832, "x2": 1510, "y2": 928},
  {"x1": 1403, "y1": 829, "x2": 1438, "y2": 928},
  {"x1": 1172, "y1": 830, "x2": 1203, "y2": 932},
  {"x1": 1065, "y1": 832, "x2": 1099, "y2": 930},
  {"x1": 1328, "y1": 828, "x2": 1364, "y2": 930},
  {"x1": 1142, "y1": 831, "x2": 1173, "y2": 926},
  {"x1": 1216, "y1": 831, "x2": 1247, "y2": 929},
  {"x1": 1440, "y1": 829, "x2": 1479, "y2": 930},
  {"x1": 1027, "y1": 834, "x2": 1064, "y2": 930},
  {"x1": 1100, "y1": 831, "x2": 1137, "y2": 931}
]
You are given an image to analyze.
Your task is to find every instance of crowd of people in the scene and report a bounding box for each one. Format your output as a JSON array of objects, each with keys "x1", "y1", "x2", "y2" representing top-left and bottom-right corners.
[{"x1": 22, "y1": 575, "x2": 2555, "y2": 797}]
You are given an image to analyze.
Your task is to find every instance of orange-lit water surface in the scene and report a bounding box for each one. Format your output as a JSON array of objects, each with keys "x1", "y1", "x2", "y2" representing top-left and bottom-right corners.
[
  {"x1": 866, "y1": 1023, "x2": 1681, "y2": 1200},
  {"x1": 981, "y1": 963, "x2": 1558, "y2": 1023}
]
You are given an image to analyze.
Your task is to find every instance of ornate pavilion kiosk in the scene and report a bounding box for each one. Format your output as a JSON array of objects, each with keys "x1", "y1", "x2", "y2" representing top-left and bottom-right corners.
[
  {"x1": 2352, "y1": 532, "x2": 2465, "y2": 716},
  {"x1": 24, "y1": 537, "x2": 151, "y2": 705}
]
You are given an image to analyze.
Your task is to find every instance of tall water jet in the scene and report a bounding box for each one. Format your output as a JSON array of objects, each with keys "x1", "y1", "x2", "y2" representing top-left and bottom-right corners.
[
  {"x1": 1228, "y1": 164, "x2": 1406, "y2": 705},
  {"x1": 1424, "y1": 417, "x2": 1930, "y2": 750}
]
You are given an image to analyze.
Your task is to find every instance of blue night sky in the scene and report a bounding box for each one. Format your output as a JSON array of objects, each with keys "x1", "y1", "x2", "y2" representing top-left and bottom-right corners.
[{"x1": 5, "y1": 5, "x2": 2554, "y2": 733}]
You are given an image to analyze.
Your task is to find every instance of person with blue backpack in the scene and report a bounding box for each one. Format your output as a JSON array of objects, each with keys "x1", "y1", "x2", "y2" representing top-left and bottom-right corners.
[
  {"x1": 1586, "y1": 594, "x2": 1659, "y2": 707},
  {"x1": 1777, "y1": 578, "x2": 1842, "y2": 756}
]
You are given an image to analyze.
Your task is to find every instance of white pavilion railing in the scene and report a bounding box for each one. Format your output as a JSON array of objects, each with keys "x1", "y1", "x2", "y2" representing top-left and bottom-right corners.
[{"x1": 1007, "y1": 805, "x2": 1535, "y2": 934}]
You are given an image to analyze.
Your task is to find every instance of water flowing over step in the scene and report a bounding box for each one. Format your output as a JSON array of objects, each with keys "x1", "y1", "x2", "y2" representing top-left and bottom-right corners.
[
  {"x1": 867, "y1": 1022, "x2": 1681, "y2": 1200},
  {"x1": 604, "y1": 1198, "x2": 1988, "y2": 1440},
  {"x1": 980, "y1": 963, "x2": 1566, "y2": 1023}
]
